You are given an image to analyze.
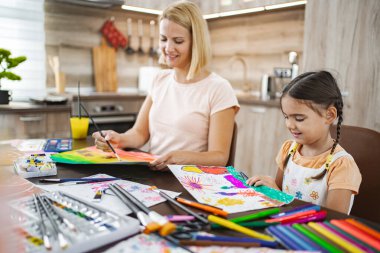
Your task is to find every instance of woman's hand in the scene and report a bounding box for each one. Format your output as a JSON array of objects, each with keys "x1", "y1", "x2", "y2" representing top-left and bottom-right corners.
[
  {"x1": 246, "y1": 175, "x2": 280, "y2": 190},
  {"x1": 92, "y1": 130, "x2": 122, "y2": 152},
  {"x1": 149, "y1": 151, "x2": 188, "y2": 171}
]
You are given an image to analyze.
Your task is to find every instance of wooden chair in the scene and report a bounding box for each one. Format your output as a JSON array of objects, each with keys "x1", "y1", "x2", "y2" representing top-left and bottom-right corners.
[
  {"x1": 227, "y1": 122, "x2": 238, "y2": 167},
  {"x1": 331, "y1": 125, "x2": 380, "y2": 222}
]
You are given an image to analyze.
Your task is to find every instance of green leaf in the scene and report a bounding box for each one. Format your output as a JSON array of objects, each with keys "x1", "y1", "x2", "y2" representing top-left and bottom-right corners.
[
  {"x1": 0, "y1": 71, "x2": 21, "y2": 81},
  {"x1": 7, "y1": 56, "x2": 27, "y2": 68}
]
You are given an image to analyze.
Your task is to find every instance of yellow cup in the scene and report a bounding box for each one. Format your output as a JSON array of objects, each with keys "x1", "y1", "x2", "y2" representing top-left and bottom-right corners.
[{"x1": 70, "y1": 117, "x2": 89, "y2": 139}]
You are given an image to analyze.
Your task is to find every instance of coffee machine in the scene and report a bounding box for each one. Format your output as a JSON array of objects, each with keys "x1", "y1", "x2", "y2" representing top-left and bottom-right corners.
[{"x1": 261, "y1": 51, "x2": 299, "y2": 100}]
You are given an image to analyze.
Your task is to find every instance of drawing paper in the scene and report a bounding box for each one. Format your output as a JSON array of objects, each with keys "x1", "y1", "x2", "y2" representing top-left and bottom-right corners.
[
  {"x1": 50, "y1": 146, "x2": 157, "y2": 164},
  {"x1": 169, "y1": 165, "x2": 289, "y2": 213},
  {"x1": 37, "y1": 174, "x2": 181, "y2": 215}
]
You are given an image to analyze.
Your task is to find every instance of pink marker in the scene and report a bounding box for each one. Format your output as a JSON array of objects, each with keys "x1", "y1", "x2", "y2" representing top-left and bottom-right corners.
[
  {"x1": 165, "y1": 215, "x2": 195, "y2": 222},
  {"x1": 283, "y1": 210, "x2": 327, "y2": 225}
]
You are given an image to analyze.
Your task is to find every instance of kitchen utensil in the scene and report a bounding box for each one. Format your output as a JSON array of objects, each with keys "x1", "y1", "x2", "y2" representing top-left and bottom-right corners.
[
  {"x1": 125, "y1": 18, "x2": 135, "y2": 55},
  {"x1": 92, "y1": 37, "x2": 118, "y2": 92}
]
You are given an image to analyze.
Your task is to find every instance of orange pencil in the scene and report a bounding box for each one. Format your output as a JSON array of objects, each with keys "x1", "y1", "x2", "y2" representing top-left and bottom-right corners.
[
  {"x1": 175, "y1": 197, "x2": 229, "y2": 218},
  {"x1": 345, "y1": 219, "x2": 380, "y2": 241}
]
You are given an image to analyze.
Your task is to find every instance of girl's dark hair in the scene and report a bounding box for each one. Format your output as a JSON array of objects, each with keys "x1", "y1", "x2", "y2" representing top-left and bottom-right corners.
[{"x1": 280, "y1": 71, "x2": 344, "y2": 180}]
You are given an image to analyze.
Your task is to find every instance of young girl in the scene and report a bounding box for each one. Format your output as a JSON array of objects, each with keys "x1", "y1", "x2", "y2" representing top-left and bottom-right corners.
[{"x1": 247, "y1": 71, "x2": 361, "y2": 214}]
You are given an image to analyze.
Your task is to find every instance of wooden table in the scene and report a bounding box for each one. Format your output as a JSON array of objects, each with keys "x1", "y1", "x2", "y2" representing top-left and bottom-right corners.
[{"x1": 1, "y1": 138, "x2": 377, "y2": 252}]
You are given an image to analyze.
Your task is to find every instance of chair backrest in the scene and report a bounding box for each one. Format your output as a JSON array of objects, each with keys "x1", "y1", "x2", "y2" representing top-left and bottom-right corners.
[
  {"x1": 330, "y1": 125, "x2": 380, "y2": 222},
  {"x1": 227, "y1": 122, "x2": 238, "y2": 167}
]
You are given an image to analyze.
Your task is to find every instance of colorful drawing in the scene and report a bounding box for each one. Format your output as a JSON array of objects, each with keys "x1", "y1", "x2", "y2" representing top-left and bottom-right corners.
[
  {"x1": 179, "y1": 176, "x2": 213, "y2": 192},
  {"x1": 50, "y1": 146, "x2": 156, "y2": 164},
  {"x1": 182, "y1": 165, "x2": 228, "y2": 175},
  {"x1": 169, "y1": 165, "x2": 293, "y2": 213}
]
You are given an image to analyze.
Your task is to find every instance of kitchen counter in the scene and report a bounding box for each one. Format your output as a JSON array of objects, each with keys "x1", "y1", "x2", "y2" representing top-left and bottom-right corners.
[
  {"x1": 71, "y1": 92, "x2": 147, "y2": 101},
  {"x1": 236, "y1": 94, "x2": 280, "y2": 108},
  {"x1": 0, "y1": 102, "x2": 71, "y2": 113}
]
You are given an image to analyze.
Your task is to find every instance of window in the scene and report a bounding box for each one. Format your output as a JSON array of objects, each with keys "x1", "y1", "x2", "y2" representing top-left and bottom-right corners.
[{"x1": 0, "y1": 0, "x2": 46, "y2": 101}]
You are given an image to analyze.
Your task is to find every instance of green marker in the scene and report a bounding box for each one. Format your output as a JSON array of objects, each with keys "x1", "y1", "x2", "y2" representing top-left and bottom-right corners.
[
  {"x1": 229, "y1": 208, "x2": 280, "y2": 223},
  {"x1": 293, "y1": 224, "x2": 343, "y2": 253}
]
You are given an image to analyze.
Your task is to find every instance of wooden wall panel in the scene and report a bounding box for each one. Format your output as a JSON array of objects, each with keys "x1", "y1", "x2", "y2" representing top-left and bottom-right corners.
[
  {"x1": 208, "y1": 8, "x2": 304, "y2": 91},
  {"x1": 303, "y1": 0, "x2": 380, "y2": 131}
]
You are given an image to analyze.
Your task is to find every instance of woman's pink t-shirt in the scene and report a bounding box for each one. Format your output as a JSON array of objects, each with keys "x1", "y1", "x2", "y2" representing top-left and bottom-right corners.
[{"x1": 148, "y1": 69, "x2": 239, "y2": 155}]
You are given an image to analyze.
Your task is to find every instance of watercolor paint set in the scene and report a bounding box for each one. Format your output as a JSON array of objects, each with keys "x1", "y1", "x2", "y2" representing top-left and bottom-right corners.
[
  {"x1": 14, "y1": 154, "x2": 57, "y2": 178},
  {"x1": 8, "y1": 191, "x2": 140, "y2": 253},
  {"x1": 43, "y1": 139, "x2": 72, "y2": 153}
]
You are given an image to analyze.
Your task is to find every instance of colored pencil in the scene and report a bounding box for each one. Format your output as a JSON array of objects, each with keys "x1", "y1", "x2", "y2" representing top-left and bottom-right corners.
[
  {"x1": 331, "y1": 220, "x2": 380, "y2": 251},
  {"x1": 346, "y1": 219, "x2": 380, "y2": 241},
  {"x1": 266, "y1": 209, "x2": 317, "y2": 223},
  {"x1": 308, "y1": 222, "x2": 365, "y2": 253},
  {"x1": 267, "y1": 226, "x2": 302, "y2": 250},
  {"x1": 282, "y1": 225, "x2": 325, "y2": 251},
  {"x1": 179, "y1": 239, "x2": 260, "y2": 247},
  {"x1": 212, "y1": 220, "x2": 280, "y2": 230},
  {"x1": 194, "y1": 235, "x2": 278, "y2": 248},
  {"x1": 292, "y1": 223, "x2": 344, "y2": 253},
  {"x1": 282, "y1": 210, "x2": 327, "y2": 225},
  {"x1": 208, "y1": 215, "x2": 275, "y2": 241},
  {"x1": 152, "y1": 188, "x2": 209, "y2": 224},
  {"x1": 270, "y1": 203, "x2": 316, "y2": 218},
  {"x1": 321, "y1": 222, "x2": 375, "y2": 253},
  {"x1": 175, "y1": 197, "x2": 229, "y2": 218},
  {"x1": 229, "y1": 208, "x2": 280, "y2": 223}
]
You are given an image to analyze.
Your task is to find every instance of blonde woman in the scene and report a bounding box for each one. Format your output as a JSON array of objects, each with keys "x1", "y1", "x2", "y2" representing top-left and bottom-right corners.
[{"x1": 93, "y1": 1, "x2": 239, "y2": 170}]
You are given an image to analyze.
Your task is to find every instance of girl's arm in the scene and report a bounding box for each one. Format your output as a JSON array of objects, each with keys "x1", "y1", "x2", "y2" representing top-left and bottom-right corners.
[
  {"x1": 325, "y1": 189, "x2": 353, "y2": 214},
  {"x1": 150, "y1": 107, "x2": 236, "y2": 170},
  {"x1": 93, "y1": 96, "x2": 152, "y2": 150}
]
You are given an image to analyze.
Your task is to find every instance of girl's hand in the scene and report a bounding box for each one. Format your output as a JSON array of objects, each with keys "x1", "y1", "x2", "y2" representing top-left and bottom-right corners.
[
  {"x1": 92, "y1": 130, "x2": 122, "y2": 152},
  {"x1": 246, "y1": 175, "x2": 280, "y2": 190},
  {"x1": 149, "y1": 151, "x2": 187, "y2": 171}
]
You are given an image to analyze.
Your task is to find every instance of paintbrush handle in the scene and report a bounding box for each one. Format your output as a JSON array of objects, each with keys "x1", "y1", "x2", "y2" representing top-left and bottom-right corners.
[{"x1": 80, "y1": 103, "x2": 119, "y2": 157}]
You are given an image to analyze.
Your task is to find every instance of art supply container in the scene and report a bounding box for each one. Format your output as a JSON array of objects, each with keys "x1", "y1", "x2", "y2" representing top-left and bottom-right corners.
[{"x1": 70, "y1": 117, "x2": 89, "y2": 139}]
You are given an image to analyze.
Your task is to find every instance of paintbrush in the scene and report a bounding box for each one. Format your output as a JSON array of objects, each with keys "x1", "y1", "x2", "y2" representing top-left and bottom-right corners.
[
  {"x1": 79, "y1": 103, "x2": 122, "y2": 161},
  {"x1": 36, "y1": 194, "x2": 69, "y2": 249},
  {"x1": 33, "y1": 194, "x2": 51, "y2": 251}
]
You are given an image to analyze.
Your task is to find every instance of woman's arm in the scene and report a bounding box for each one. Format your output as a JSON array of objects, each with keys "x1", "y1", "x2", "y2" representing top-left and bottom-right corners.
[
  {"x1": 150, "y1": 107, "x2": 236, "y2": 169},
  {"x1": 325, "y1": 189, "x2": 352, "y2": 214},
  {"x1": 93, "y1": 96, "x2": 152, "y2": 150}
]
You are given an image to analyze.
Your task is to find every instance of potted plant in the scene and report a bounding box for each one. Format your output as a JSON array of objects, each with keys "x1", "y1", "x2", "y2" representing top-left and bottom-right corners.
[{"x1": 0, "y1": 48, "x2": 27, "y2": 104}]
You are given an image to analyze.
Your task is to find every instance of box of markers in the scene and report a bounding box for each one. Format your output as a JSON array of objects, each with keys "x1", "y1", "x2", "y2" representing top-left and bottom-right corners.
[{"x1": 14, "y1": 154, "x2": 57, "y2": 178}]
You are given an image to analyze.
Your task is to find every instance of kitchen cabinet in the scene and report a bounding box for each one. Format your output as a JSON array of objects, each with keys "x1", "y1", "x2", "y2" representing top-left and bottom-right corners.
[
  {"x1": 234, "y1": 104, "x2": 290, "y2": 178},
  {"x1": 0, "y1": 104, "x2": 71, "y2": 140}
]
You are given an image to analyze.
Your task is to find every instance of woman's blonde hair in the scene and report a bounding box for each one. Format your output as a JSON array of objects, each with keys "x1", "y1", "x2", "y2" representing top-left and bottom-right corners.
[{"x1": 159, "y1": 0, "x2": 211, "y2": 80}]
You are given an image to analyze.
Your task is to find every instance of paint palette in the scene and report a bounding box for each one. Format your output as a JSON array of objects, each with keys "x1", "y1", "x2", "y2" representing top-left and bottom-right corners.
[
  {"x1": 44, "y1": 139, "x2": 72, "y2": 152},
  {"x1": 9, "y1": 191, "x2": 140, "y2": 253},
  {"x1": 14, "y1": 154, "x2": 57, "y2": 178}
]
